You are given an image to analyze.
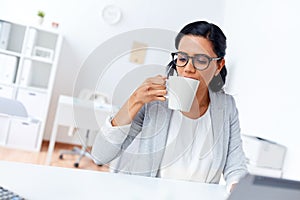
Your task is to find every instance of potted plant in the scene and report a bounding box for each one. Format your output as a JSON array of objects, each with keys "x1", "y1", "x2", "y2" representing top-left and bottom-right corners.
[{"x1": 37, "y1": 10, "x2": 45, "y2": 25}]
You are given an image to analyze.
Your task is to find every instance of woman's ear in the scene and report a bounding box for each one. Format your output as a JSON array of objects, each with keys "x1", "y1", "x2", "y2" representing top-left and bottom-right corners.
[{"x1": 215, "y1": 58, "x2": 225, "y2": 76}]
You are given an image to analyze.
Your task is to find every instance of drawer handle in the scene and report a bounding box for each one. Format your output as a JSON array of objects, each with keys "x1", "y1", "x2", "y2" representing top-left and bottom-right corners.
[
  {"x1": 0, "y1": 87, "x2": 2, "y2": 90},
  {"x1": 22, "y1": 122, "x2": 29, "y2": 126},
  {"x1": 28, "y1": 92, "x2": 36, "y2": 96}
]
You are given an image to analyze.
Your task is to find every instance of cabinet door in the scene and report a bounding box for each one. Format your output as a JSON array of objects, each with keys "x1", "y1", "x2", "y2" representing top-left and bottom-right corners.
[
  {"x1": 0, "y1": 84, "x2": 14, "y2": 98},
  {"x1": 16, "y1": 89, "x2": 47, "y2": 119},
  {"x1": 6, "y1": 118, "x2": 40, "y2": 150},
  {"x1": 0, "y1": 54, "x2": 18, "y2": 84},
  {"x1": 0, "y1": 115, "x2": 9, "y2": 145}
]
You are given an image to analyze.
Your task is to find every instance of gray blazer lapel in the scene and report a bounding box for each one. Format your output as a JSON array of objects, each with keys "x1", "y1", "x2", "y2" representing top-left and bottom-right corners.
[
  {"x1": 207, "y1": 90, "x2": 226, "y2": 182},
  {"x1": 150, "y1": 101, "x2": 173, "y2": 176},
  {"x1": 209, "y1": 91, "x2": 225, "y2": 141},
  {"x1": 137, "y1": 101, "x2": 172, "y2": 177}
]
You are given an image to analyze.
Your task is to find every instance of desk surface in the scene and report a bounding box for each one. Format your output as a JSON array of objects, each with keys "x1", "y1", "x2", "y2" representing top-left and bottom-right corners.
[{"x1": 0, "y1": 161, "x2": 227, "y2": 200}]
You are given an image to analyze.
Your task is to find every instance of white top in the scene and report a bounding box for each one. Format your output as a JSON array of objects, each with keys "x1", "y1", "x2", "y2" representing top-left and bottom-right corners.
[
  {"x1": 159, "y1": 106, "x2": 214, "y2": 182},
  {"x1": 101, "y1": 106, "x2": 235, "y2": 192},
  {"x1": 102, "y1": 106, "x2": 214, "y2": 182}
]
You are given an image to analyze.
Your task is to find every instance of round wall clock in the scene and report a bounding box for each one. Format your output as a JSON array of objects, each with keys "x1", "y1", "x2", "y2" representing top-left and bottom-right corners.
[{"x1": 102, "y1": 5, "x2": 122, "y2": 25}]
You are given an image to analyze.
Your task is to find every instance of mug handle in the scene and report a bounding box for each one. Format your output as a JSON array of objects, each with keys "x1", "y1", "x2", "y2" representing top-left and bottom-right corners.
[{"x1": 164, "y1": 79, "x2": 169, "y2": 99}]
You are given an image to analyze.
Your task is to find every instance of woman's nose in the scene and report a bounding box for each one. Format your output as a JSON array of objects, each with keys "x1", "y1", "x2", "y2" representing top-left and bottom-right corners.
[{"x1": 184, "y1": 58, "x2": 196, "y2": 73}]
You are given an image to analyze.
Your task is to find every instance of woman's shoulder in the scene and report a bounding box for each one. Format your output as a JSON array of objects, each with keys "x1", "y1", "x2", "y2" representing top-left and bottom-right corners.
[{"x1": 209, "y1": 89, "x2": 237, "y2": 109}]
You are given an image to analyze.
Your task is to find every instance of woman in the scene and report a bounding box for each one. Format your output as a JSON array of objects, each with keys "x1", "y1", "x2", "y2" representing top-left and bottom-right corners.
[{"x1": 92, "y1": 21, "x2": 247, "y2": 191}]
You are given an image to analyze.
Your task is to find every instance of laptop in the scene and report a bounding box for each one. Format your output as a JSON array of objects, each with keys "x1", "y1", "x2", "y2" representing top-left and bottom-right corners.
[
  {"x1": 0, "y1": 186, "x2": 25, "y2": 200},
  {"x1": 227, "y1": 174, "x2": 300, "y2": 200}
]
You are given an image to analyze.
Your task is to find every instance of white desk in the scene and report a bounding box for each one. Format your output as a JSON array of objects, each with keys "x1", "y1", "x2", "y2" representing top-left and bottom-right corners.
[
  {"x1": 0, "y1": 161, "x2": 227, "y2": 200},
  {"x1": 46, "y1": 95, "x2": 116, "y2": 165}
]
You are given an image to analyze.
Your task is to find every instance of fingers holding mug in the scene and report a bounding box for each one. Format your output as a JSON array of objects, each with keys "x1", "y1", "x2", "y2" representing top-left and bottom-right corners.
[{"x1": 133, "y1": 75, "x2": 167, "y2": 104}]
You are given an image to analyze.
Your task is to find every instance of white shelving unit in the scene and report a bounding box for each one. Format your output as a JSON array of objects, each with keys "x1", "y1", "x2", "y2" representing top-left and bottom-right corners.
[{"x1": 0, "y1": 19, "x2": 63, "y2": 151}]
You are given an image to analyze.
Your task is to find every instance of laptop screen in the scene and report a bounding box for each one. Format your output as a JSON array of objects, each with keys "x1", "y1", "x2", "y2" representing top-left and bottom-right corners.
[{"x1": 227, "y1": 174, "x2": 300, "y2": 200}]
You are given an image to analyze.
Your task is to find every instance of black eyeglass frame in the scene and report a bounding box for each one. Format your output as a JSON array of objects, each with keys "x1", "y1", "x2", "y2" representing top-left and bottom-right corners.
[{"x1": 171, "y1": 51, "x2": 222, "y2": 71}]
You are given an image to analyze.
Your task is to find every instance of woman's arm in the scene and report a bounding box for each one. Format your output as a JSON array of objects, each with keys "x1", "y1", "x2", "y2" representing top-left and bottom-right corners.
[
  {"x1": 112, "y1": 75, "x2": 167, "y2": 126},
  {"x1": 223, "y1": 96, "x2": 248, "y2": 189},
  {"x1": 91, "y1": 75, "x2": 167, "y2": 164}
]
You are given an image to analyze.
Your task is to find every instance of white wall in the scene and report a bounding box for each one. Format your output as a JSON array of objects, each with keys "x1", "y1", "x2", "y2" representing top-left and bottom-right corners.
[
  {"x1": 223, "y1": 0, "x2": 300, "y2": 180},
  {"x1": 0, "y1": 0, "x2": 225, "y2": 142}
]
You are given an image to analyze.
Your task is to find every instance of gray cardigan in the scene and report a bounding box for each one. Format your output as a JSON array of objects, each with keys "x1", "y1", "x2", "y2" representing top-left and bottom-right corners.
[{"x1": 91, "y1": 90, "x2": 248, "y2": 186}]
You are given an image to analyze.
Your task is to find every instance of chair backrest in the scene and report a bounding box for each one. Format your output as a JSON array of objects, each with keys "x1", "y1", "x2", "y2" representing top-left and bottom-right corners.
[{"x1": 0, "y1": 97, "x2": 28, "y2": 118}]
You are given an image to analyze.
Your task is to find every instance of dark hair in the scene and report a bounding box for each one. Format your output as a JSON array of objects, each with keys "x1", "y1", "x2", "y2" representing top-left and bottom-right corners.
[{"x1": 170, "y1": 21, "x2": 227, "y2": 92}]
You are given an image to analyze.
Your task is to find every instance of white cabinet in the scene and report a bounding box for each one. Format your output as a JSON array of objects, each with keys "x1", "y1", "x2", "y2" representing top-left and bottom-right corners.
[
  {"x1": 0, "y1": 54, "x2": 18, "y2": 84},
  {"x1": 0, "y1": 114, "x2": 9, "y2": 145},
  {"x1": 16, "y1": 88, "x2": 47, "y2": 120},
  {"x1": 0, "y1": 19, "x2": 62, "y2": 151},
  {"x1": 6, "y1": 117, "x2": 40, "y2": 150},
  {"x1": 19, "y1": 59, "x2": 52, "y2": 88},
  {"x1": 0, "y1": 84, "x2": 14, "y2": 98}
]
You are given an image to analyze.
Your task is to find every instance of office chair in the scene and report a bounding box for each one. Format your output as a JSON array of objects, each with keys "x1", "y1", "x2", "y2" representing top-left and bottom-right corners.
[
  {"x1": 58, "y1": 89, "x2": 108, "y2": 168},
  {"x1": 0, "y1": 97, "x2": 28, "y2": 118}
]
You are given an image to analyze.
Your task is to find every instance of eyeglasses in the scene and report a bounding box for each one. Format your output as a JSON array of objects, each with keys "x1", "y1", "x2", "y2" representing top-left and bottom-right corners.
[{"x1": 171, "y1": 51, "x2": 221, "y2": 71}]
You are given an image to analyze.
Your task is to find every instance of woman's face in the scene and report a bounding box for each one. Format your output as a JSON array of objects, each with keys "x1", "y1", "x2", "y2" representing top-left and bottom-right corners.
[{"x1": 176, "y1": 35, "x2": 225, "y2": 88}]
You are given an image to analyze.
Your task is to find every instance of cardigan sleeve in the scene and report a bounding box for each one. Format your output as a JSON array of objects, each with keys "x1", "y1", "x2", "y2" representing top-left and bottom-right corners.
[
  {"x1": 223, "y1": 95, "x2": 248, "y2": 188},
  {"x1": 91, "y1": 105, "x2": 146, "y2": 164}
]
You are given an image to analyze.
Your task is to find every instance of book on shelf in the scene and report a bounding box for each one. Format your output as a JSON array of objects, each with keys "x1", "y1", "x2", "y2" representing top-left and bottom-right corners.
[
  {"x1": 0, "y1": 21, "x2": 11, "y2": 50},
  {"x1": 19, "y1": 59, "x2": 32, "y2": 86},
  {"x1": 24, "y1": 28, "x2": 37, "y2": 56},
  {"x1": 0, "y1": 54, "x2": 17, "y2": 84}
]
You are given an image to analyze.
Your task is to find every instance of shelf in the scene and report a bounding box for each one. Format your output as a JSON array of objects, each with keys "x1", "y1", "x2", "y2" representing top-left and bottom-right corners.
[
  {"x1": 27, "y1": 25, "x2": 60, "y2": 35},
  {"x1": 17, "y1": 85, "x2": 48, "y2": 93},
  {"x1": 0, "y1": 82, "x2": 17, "y2": 87},
  {"x1": 0, "y1": 82, "x2": 48, "y2": 93},
  {"x1": 20, "y1": 59, "x2": 52, "y2": 89},
  {"x1": 0, "y1": 20, "x2": 26, "y2": 53},
  {"x1": 0, "y1": 49, "x2": 21, "y2": 57},
  {"x1": 0, "y1": 18, "x2": 62, "y2": 152},
  {"x1": 23, "y1": 55, "x2": 53, "y2": 64}
]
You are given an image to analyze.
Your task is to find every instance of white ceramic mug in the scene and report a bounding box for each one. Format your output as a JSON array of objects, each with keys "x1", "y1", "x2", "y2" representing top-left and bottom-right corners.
[{"x1": 167, "y1": 76, "x2": 200, "y2": 112}]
